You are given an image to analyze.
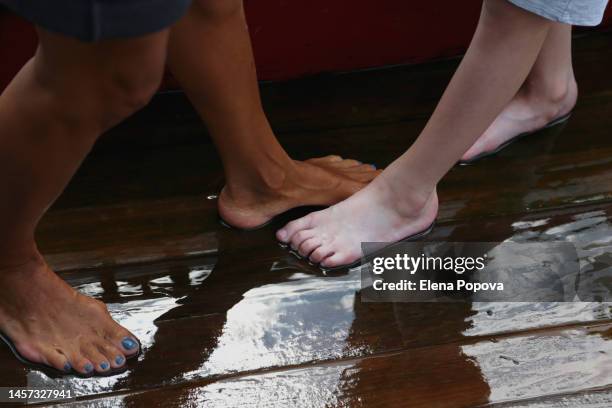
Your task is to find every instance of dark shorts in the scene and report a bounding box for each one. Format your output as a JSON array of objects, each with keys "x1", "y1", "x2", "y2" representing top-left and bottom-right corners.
[{"x1": 0, "y1": 0, "x2": 193, "y2": 42}]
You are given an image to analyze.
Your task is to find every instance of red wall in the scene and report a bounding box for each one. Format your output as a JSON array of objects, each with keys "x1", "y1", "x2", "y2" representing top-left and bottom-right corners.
[{"x1": 1, "y1": 0, "x2": 611, "y2": 92}]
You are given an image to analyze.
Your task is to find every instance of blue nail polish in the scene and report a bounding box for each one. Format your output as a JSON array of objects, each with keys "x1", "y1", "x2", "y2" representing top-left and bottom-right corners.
[
  {"x1": 84, "y1": 363, "x2": 94, "y2": 373},
  {"x1": 100, "y1": 362, "x2": 109, "y2": 370},
  {"x1": 63, "y1": 362, "x2": 72, "y2": 372},
  {"x1": 122, "y1": 337, "x2": 138, "y2": 350},
  {"x1": 115, "y1": 355, "x2": 125, "y2": 365}
]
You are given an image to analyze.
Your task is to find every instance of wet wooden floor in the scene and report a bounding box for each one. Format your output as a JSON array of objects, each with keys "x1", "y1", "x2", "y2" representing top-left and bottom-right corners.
[{"x1": 3, "y1": 30, "x2": 612, "y2": 407}]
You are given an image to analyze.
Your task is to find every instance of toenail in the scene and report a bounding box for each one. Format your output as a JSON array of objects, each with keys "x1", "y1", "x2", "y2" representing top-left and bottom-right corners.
[
  {"x1": 100, "y1": 362, "x2": 110, "y2": 370},
  {"x1": 370, "y1": 164, "x2": 376, "y2": 169},
  {"x1": 122, "y1": 337, "x2": 138, "y2": 350},
  {"x1": 63, "y1": 362, "x2": 72, "y2": 372},
  {"x1": 277, "y1": 229, "x2": 287, "y2": 241},
  {"x1": 115, "y1": 355, "x2": 125, "y2": 365},
  {"x1": 84, "y1": 363, "x2": 94, "y2": 373}
]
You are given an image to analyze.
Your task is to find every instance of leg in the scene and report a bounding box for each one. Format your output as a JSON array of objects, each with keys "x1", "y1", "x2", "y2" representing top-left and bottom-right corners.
[
  {"x1": 167, "y1": 0, "x2": 380, "y2": 229},
  {"x1": 278, "y1": 0, "x2": 551, "y2": 267},
  {"x1": 462, "y1": 22, "x2": 577, "y2": 161},
  {"x1": 0, "y1": 28, "x2": 167, "y2": 374}
]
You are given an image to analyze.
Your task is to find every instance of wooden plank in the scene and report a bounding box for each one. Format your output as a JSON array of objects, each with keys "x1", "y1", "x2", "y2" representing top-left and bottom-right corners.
[
  {"x1": 50, "y1": 324, "x2": 612, "y2": 407},
  {"x1": 1, "y1": 202, "x2": 605, "y2": 402},
  {"x1": 50, "y1": 93, "x2": 612, "y2": 229}
]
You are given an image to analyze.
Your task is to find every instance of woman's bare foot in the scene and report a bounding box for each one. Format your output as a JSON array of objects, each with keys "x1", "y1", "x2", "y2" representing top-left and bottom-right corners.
[
  {"x1": 218, "y1": 156, "x2": 381, "y2": 229},
  {"x1": 0, "y1": 253, "x2": 140, "y2": 375},
  {"x1": 461, "y1": 75, "x2": 577, "y2": 162},
  {"x1": 276, "y1": 173, "x2": 438, "y2": 269}
]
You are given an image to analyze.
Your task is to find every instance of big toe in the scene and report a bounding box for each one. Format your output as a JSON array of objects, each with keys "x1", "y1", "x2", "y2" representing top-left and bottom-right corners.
[{"x1": 110, "y1": 330, "x2": 140, "y2": 357}]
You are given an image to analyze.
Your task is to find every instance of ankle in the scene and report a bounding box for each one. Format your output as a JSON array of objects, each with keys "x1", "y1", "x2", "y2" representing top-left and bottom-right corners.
[
  {"x1": 522, "y1": 72, "x2": 577, "y2": 107},
  {"x1": 222, "y1": 160, "x2": 295, "y2": 204},
  {"x1": 0, "y1": 241, "x2": 43, "y2": 271},
  {"x1": 375, "y1": 173, "x2": 437, "y2": 219}
]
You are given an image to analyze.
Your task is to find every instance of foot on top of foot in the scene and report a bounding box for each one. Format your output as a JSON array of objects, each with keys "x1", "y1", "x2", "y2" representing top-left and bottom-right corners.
[
  {"x1": 461, "y1": 77, "x2": 577, "y2": 162},
  {"x1": 276, "y1": 174, "x2": 438, "y2": 269},
  {"x1": 218, "y1": 155, "x2": 381, "y2": 230},
  {"x1": 0, "y1": 254, "x2": 140, "y2": 375}
]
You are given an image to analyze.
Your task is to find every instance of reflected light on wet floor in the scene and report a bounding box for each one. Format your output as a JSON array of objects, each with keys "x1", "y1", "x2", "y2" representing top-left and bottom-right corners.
[{"x1": 11, "y1": 206, "x2": 612, "y2": 406}]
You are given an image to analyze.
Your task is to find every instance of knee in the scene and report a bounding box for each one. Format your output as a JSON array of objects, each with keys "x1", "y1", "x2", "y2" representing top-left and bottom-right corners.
[
  {"x1": 99, "y1": 65, "x2": 163, "y2": 128},
  {"x1": 42, "y1": 61, "x2": 164, "y2": 132},
  {"x1": 191, "y1": 0, "x2": 244, "y2": 21}
]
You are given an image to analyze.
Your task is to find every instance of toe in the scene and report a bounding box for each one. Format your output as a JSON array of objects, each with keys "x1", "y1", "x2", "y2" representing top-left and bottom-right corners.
[
  {"x1": 347, "y1": 164, "x2": 377, "y2": 172},
  {"x1": 113, "y1": 354, "x2": 126, "y2": 368},
  {"x1": 277, "y1": 214, "x2": 315, "y2": 243},
  {"x1": 333, "y1": 159, "x2": 362, "y2": 168},
  {"x1": 298, "y1": 237, "x2": 322, "y2": 257},
  {"x1": 82, "y1": 345, "x2": 111, "y2": 373},
  {"x1": 69, "y1": 354, "x2": 95, "y2": 375},
  {"x1": 306, "y1": 155, "x2": 343, "y2": 164},
  {"x1": 290, "y1": 229, "x2": 315, "y2": 251},
  {"x1": 347, "y1": 168, "x2": 382, "y2": 182},
  {"x1": 107, "y1": 329, "x2": 140, "y2": 357},
  {"x1": 309, "y1": 246, "x2": 335, "y2": 264},
  {"x1": 38, "y1": 346, "x2": 71, "y2": 373},
  {"x1": 89, "y1": 299, "x2": 140, "y2": 358},
  {"x1": 96, "y1": 341, "x2": 126, "y2": 369},
  {"x1": 320, "y1": 252, "x2": 356, "y2": 268},
  {"x1": 97, "y1": 311, "x2": 140, "y2": 358}
]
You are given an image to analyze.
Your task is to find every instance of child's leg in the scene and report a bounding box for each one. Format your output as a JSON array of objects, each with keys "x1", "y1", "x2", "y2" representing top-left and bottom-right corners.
[
  {"x1": 167, "y1": 0, "x2": 380, "y2": 230},
  {"x1": 0, "y1": 29, "x2": 167, "y2": 374},
  {"x1": 462, "y1": 22, "x2": 577, "y2": 161},
  {"x1": 277, "y1": 0, "x2": 552, "y2": 267}
]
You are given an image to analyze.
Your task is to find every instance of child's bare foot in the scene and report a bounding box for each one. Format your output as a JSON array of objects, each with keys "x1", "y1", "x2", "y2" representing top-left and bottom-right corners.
[
  {"x1": 0, "y1": 253, "x2": 139, "y2": 375},
  {"x1": 461, "y1": 75, "x2": 577, "y2": 162},
  {"x1": 218, "y1": 156, "x2": 381, "y2": 229},
  {"x1": 276, "y1": 173, "x2": 438, "y2": 268}
]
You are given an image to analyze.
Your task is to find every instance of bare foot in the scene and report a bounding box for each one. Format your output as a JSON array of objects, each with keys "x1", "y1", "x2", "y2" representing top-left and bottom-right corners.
[
  {"x1": 461, "y1": 76, "x2": 577, "y2": 162},
  {"x1": 218, "y1": 156, "x2": 381, "y2": 229},
  {"x1": 0, "y1": 253, "x2": 140, "y2": 375},
  {"x1": 276, "y1": 173, "x2": 438, "y2": 268}
]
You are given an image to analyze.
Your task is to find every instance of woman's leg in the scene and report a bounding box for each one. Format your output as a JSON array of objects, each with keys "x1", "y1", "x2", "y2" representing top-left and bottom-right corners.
[
  {"x1": 462, "y1": 22, "x2": 577, "y2": 161},
  {"x1": 167, "y1": 0, "x2": 380, "y2": 229},
  {"x1": 0, "y1": 29, "x2": 167, "y2": 374},
  {"x1": 278, "y1": 0, "x2": 552, "y2": 267}
]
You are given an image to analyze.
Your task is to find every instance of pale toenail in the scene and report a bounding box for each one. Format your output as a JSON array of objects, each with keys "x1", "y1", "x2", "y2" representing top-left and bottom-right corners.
[
  {"x1": 122, "y1": 337, "x2": 138, "y2": 350},
  {"x1": 84, "y1": 363, "x2": 94, "y2": 373},
  {"x1": 115, "y1": 355, "x2": 125, "y2": 365},
  {"x1": 277, "y1": 229, "x2": 287, "y2": 241},
  {"x1": 100, "y1": 361, "x2": 110, "y2": 370},
  {"x1": 63, "y1": 362, "x2": 72, "y2": 372}
]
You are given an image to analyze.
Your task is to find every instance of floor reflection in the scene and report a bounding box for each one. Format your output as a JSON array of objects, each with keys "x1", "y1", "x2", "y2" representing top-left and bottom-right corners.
[{"x1": 13, "y1": 183, "x2": 612, "y2": 405}]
